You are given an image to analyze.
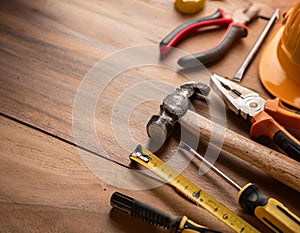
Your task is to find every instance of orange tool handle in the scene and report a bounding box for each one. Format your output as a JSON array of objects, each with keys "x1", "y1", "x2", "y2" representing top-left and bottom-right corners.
[
  {"x1": 250, "y1": 110, "x2": 300, "y2": 161},
  {"x1": 264, "y1": 98, "x2": 300, "y2": 130}
]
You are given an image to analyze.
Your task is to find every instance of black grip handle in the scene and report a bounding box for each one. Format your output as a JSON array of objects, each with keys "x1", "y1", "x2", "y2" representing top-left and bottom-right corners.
[
  {"x1": 160, "y1": 9, "x2": 224, "y2": 47},
  {"x1": 238, "y1": 183, "x2": 268, "y2": 214},
  {"x1": 178, "y1": 24, "x2": 247, "y2": 68},
  {"x1": 273, "y1": 130, "x2": 300, "y2": 161},
  {"x1": 111, "y1": 192, "x2": 220, "y2": 233},
  {"x1": 111, "y1": 192, "x2": 179, "y2": 230}
]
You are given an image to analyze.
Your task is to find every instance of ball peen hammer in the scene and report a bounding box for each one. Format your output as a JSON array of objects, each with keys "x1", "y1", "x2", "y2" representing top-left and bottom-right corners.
[{"x1": 147, "y1": 81, "x2": 300, "y2": 192}]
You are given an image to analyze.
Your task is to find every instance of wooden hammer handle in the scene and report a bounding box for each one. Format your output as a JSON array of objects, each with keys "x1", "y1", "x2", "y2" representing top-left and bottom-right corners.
[{"x1": 181, "y1": 110, "x2": 300, "y2": 191}]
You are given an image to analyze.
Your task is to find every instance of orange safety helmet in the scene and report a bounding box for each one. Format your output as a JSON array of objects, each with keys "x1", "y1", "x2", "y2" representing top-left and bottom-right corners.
[{"x1": 259, "y1": 2, "x2": 300, "y2": 109}]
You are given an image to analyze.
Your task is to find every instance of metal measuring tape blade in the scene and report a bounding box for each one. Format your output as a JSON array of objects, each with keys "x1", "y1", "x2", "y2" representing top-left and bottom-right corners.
[{"x1": 129, "y1": 145, "x2": 260, "y2": 233}]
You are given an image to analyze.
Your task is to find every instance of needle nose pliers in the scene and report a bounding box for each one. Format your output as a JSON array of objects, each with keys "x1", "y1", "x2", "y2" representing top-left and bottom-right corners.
[
  {"x1": 160, "y1": 4, "x2": 260, "y2": 68},
  {"x1": 210, "y1": 74, "x2": 300, "y2": 160}
]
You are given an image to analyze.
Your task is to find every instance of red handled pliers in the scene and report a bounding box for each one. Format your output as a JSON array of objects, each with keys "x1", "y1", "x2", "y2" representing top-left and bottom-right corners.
[{"x1": 160, "y1": 4, "x2": 260, "y2": 68}]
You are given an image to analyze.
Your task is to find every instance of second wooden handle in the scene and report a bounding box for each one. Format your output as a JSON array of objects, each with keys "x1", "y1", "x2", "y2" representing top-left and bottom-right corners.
[{"x1": 181, "y1": 110, "x2": 300, "y2": 192}]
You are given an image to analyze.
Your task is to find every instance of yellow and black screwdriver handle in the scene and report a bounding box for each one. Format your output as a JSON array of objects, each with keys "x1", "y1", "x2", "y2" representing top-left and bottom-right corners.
[
  {"x1": 130, "y1": 145, "x2": 260, "y2": 233},
  {"x1": 238, "y1": 183, "x2": 300, "y2": 233}
]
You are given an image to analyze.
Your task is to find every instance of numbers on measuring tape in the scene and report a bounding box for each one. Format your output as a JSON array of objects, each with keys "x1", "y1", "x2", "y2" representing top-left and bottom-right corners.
[{"x1": 129, "y1": 145, "x2": 260, "y2": 233}]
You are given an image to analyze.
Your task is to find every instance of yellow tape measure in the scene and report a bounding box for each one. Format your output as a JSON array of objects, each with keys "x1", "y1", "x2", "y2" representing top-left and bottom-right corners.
[{"x1": 129, "y1": 145, "x2": 260, "y2": 233}]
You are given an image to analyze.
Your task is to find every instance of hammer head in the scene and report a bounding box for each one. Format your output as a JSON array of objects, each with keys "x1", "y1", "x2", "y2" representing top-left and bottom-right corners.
[{"x1": 147, "y1": 82, "x2": 210, "y2": 143}]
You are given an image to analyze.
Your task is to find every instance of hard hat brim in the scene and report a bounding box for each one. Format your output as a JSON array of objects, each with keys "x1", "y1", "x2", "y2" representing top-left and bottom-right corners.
[{"x1": 259, "y1": 26, "x2": 300, "y2": 109}]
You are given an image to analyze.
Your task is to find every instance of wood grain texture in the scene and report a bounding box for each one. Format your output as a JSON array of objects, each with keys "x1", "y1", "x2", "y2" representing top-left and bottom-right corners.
[
  {"x1": 0, "y1": 0, "x2": 299, "y2": 232},
  {"x1": 1, "y1": 115, "x2": 299, "y2": 233},
  {"x1": 1, "y1": 0, "x2": 295, "y2": 163},
  {"x1": 0, "y1": 116, "x2": 255, "y2": 232},
  {"x1": 1, "y1": 0, "x2": 298, "y2": 169},
  {"x1": 181, "y1": 109, "x2": 300, "y2": 191}
]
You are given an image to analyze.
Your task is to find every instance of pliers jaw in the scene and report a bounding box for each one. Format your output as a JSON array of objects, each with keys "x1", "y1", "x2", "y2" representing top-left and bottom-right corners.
[
  {"x1": 232, "y1": 3, "x2": 260, "y2": 25},
  {"x1": 210, "y1": 74, "x2": 266, "y2": 120}
]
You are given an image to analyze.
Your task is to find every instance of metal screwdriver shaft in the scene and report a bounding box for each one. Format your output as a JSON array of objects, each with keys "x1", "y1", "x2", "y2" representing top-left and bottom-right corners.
[
  {"x1": 179, "y1": 142, "x2": 242, "y2": 191},
  {"x1": 233, "y1": 9, "x2": 280, "y2": 82},
  {"x1": 180, "y1": 142, "x2": 300, "y2": 233}
]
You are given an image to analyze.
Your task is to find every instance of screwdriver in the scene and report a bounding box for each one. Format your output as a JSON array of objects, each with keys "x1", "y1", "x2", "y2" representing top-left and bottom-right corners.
[
  {"x1": 110, "y1": 192, "x2": 221, "y2": 233},
  {"x1": 180, "y1": 142, "x2": 300, "y2": 233}
]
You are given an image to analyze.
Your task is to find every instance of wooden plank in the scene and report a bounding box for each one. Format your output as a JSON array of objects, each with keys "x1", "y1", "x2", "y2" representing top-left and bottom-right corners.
[
  {"x1": 0, "y1": 115, "x2": 239, "y2": 233},
  {"x1": 0, "y1": 115, "x2": 218, "y2": 232},
  {"x1": 0, "y1": 0, "x2": 299, "y2": 231},
  {"x1": 1, "y1": 115, "x2": 299, "y2": 232},
  {"x1": 0, "y1": 1, "x2": 282, "y2": 135},
  {"x1": 1, "y1": 0, "x2": 298, "y2": 167}
]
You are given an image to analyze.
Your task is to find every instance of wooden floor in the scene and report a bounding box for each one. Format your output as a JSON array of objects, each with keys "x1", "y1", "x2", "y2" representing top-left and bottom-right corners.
[{"x1": 0, "y1": 0, "x2": 299, "y2": 232}]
